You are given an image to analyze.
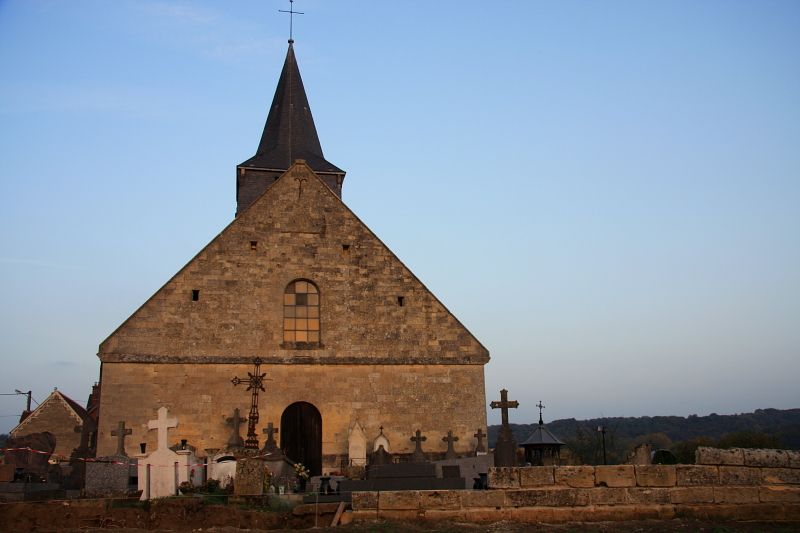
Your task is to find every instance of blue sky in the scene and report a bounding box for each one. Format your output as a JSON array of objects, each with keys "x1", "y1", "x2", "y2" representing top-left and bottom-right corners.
[{"x1": 1, "y1": 1, "x2": 798, "y2": 433}]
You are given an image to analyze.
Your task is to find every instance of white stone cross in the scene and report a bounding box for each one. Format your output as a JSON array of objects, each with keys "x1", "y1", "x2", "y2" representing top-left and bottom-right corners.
[{"x1": 147, "y1": 406, "x2": 178, "y2": 452}]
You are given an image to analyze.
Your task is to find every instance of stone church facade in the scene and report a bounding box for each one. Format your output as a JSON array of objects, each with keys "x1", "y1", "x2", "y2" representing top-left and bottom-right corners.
[{"x1": 96, "y1": 43, "x2": 489, "y2": 474}]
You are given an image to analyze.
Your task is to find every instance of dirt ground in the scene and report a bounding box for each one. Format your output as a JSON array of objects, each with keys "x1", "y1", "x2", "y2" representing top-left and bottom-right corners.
[{"x1": 0, "y1": 500, "x2": 798, "y2": 533}]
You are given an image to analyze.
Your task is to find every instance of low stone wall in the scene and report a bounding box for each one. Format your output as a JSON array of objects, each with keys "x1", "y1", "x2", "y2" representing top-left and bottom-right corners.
[{"x1": 350, "y1": 448, "x2": 800, "y2": 523}]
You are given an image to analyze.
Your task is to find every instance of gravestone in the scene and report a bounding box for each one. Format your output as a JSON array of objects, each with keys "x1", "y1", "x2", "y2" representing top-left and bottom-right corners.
[
  {"x1": 370, "y1": 444, "x2": 392, "y2": 467},
  {"x1": 261, "y1": 422, "x2": 281, "y2": 456},
  {"x1": 207, "y1": 451, "x2": 237, "y2": 489},
  {"x1": 347, "y1": 421, "x2": 367, "y2": 466},
  {"x1": 85, "y1": 456, "x2": 135, "y2": 497},
  {"x1": 234, "y1": 449, "x2": 265, "y2": 496},
  {"x1": 490, "y1": 389, "x2": 519, "y2": 467},
  {"x1": 226, "y1": 408, "x2": 246, "y2": 449},
  {"x1": 372, "y1": 426, "x2": 390, "y2": 452},
  {"x1": 474, "y1": 428, "x2": 487, "y2": 455},
  {"x1": 442, "y1": 430, "x2": 459, "y2": 460},
  {"x1": 137, "y1": 407, "x2": 202, "y2": 499},
  {"x1": 411, "y1": 429, "x2": 427, "y2": 462},
  {"x1": 86, "y1": 420, "x2": 134, "y2": 496}
]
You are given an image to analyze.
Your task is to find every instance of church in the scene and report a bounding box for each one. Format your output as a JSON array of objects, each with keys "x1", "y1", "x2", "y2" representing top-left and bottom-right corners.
[{"x1": 95, "y1": 41, "x2": 490, "y2": 475}]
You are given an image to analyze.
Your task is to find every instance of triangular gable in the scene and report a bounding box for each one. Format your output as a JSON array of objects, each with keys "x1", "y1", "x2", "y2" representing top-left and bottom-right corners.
[
  {"x1": 10, "y1": 390, "x2": 88, "y2": 437},
  {"x1": 100, "y1": 161, "x2": 489, "y2": 365}
]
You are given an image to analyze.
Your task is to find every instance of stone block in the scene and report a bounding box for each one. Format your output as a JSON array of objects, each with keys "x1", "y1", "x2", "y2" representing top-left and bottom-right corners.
[
  {"x1": 743, "y1": 448, "x2": 789, "y2": 467},
  {"x1": 670, "y1": 487, "x2": 714, "y2": 504},
  {"x1": 379, "y1": 490, "x2": 420, "y2": 510},
  {"x1": 419, "y1": 490, "x2": 460, "y2": 510},
  {"x1": 695, "y1": 447, "x2": 744, "y2": 465},
  {"x1": 762, "y1": 467, "x2": 800, "y2": 485},
  {"x1": 351, "y1": 491, "x2": 377, "y2": 510},
  {"x1": 626, "y1": 488, "x2": 670, "y2": 504},
  {"x1": 460, "y1": 490, "x2": 505, "y2": 508},
  {"x1": 676, "y1": 465, "x2": 719, "y2": 486},
  {"x1": 504, "y1": 488, "x2": 589, "y2": 507},
  {"x1": 588, "y1": 487, "x2": 629, "y2": 505},
  {"x1": 760, "y1": 486, "x2": 800, "y2": 503},
  {"x1": 595, "y1": 465, "x2": 635, "y2": 487},
  {"x1": 719, "y1": 466, "x2": 760, "y2": 485},
  {"x1": 519, "y1": 467, "x2": 554, "y2": 487},
  {"x1": 554, "y1": 466, "x2": 595, "y2": 488},
  {"x1": 713, "y1": 486, "x2": 759, "y2": 504},
  {"x1": 787, "y1": 450, "x2": 800, "y2": 468},
  {"x1": 487, "y1": 467, "x2": 519, "y2": 489},
  {"x1": 676, "y1": 502, "x2": 783, "y2": 521},
  {"x1": 234, "y1": 457, "x2": 264, "y2": 496},
  {"x1": 635, "y1": 465, "x2": 676, "y2": 487}
]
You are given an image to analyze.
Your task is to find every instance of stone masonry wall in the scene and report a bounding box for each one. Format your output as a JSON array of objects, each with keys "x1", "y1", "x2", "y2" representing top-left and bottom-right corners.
[
  {"x1": 100, "y1": 162, "x2": 488, "y2": 366},
  {"x1": 96, "y1": 362, "x2": 487, "y2": 465},
  {"x1": 350, "y1": 448, "x2": 800, "y2": 523},
  {"x1": 11, "y1": 398, "x2": 83, "y2": 461}
]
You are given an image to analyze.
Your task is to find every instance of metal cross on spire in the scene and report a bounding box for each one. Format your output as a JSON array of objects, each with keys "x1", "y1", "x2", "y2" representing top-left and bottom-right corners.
[
  {"x1": 279, "y1": 0, "x2": 304, "y2": 43},
  {"x1": 537, "y1": 400, "x2": 545, "y2": 425}
]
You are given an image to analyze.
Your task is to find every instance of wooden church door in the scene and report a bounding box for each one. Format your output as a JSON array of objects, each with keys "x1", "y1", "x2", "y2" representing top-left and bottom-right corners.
[{"x1": 280, "y1": 402, "x2": 322, "y2": 476}]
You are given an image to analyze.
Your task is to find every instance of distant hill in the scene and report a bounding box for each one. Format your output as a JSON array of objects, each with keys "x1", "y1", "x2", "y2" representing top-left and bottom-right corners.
[{"x1": 488, "y1": 408, "x2": 800, "y2": 450}]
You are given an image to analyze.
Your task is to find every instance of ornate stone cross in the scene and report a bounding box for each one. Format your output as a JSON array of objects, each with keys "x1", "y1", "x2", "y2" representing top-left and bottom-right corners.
[
  {"x1": 231, "y1": 358, "x2": 267, "y2": 449},
  {"x1": 490, "y1": 389, "x2": 519, "y2": 430},
  {"x1": 442, "y1": 430, "x2": 459, "y2": 460},
  {"x1": 111, "y1": 420, "x2": 132, "y2": 456},
  {"x1": 474, "y1": 428, "x2": 487, "y2": 454},
  {"x1": 411, "y1": 429, "x2": 427, "y2": 462},
  {"x1": 226, "y1": 408, "x2": 246, "y2": 448},
  {"x1": 262, "y1": 422, "x2": 280, "y2": 453},
  {"x1": 147, "y1": 407, "x2": 178, "y2": 452}
]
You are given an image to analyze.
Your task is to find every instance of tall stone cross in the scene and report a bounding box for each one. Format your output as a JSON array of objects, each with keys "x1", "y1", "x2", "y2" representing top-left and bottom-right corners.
[
  {"x1": 490, "y1": 389, "x2": 519, "y2": 430},
  {"x1": 410, "y1": 429, "x2": 427, "y2": 462},
  {"x1": 262, "y1": 422, "x2": 279, "y2": 453},
  {"x1": 474, "y1": 428, "x2": 487, "y2": 454},
  {"x1": 111, "y1": 421, "x2": 132, "y2": 456},
  {"x1": 490, "y1": 389, "x2": 519, "y2": 467},
  {"x1": 442, "y1": 430, "x2": 459, "y2": 460},
  {"x1": 147, "y1": 407, "x2": 178, "y2": 452},
  {"x1": 226, "y1": 408, "x2": 246, "y2": 448},
  {"x1": 231, "y1": 358, "x2": 267, "y2": 449}
]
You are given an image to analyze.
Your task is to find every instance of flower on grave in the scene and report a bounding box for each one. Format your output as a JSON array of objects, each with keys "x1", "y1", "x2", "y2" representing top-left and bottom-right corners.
[{"x1": 293, "y1": 462, "x2": 310, "y2": 480}]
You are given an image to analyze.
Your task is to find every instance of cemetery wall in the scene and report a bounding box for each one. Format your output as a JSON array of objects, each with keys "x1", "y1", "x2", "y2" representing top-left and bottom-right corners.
[
  {"x1": 96, "y1": 361, "x2": 486, "y2": 468},
  {"x1": 350, "y1": 448, "x2": 800, "y2": 523}
]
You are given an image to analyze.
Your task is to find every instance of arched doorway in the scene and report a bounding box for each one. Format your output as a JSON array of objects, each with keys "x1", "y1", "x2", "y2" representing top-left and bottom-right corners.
[{"x1": 280, "y1": 402, "x2": 322, "y2": 476}]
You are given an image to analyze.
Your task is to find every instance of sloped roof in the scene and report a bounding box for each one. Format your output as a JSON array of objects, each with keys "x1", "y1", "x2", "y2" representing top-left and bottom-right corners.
[
  {"x1": 239, "y1": 42, "x2": 343, "y2": 174},
  {"x1": 10, "y1": 389, "x2": 91, "y2": 437},
  {"x1": 521, "y1": 423, "x2": 565, "y2": 447}
]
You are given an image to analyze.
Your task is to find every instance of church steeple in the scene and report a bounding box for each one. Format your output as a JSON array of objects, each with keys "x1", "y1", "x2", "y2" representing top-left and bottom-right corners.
[{"x1": 236, "y1": 42, "x2": 345, "y2": 215}]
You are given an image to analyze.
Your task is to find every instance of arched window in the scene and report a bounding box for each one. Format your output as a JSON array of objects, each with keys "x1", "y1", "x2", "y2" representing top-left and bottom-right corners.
[{"x1": 283, "y1": 280, "x2": 320, "y2": 344}]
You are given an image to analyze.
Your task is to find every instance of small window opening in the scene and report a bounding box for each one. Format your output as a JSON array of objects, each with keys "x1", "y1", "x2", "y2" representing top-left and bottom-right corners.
[
  {"x1": 250, "y1": 241, "x2": 258, "y2": 251},
  {"x1": 342, "y1": 244, "x2": 350, "y2": 252},
  {"x1": 397, "y1": 296, "x2": 405, "y2": 307},
  {"x1": 191, "y1": 289, "x2": 200, "y2": 301}
]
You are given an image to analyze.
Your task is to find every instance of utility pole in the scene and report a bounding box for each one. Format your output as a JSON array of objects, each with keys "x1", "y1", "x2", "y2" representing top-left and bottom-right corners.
[
  {"x1": 15, "y1": 390, "x2": 32, "y2": 412},
  {"x1": 597, "y1": 425, "x2": 607, "y2": 465}
]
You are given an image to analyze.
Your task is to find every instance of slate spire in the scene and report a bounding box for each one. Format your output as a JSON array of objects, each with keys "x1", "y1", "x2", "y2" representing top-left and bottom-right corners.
[{"x1": 239, "y1": 42, "x2": 343, "y2": 175}]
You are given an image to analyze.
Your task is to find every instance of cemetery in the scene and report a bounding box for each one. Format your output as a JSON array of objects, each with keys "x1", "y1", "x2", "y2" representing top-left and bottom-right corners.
[{"x1": 1, "y1": 385, "x2": 799, "y2": 530}]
